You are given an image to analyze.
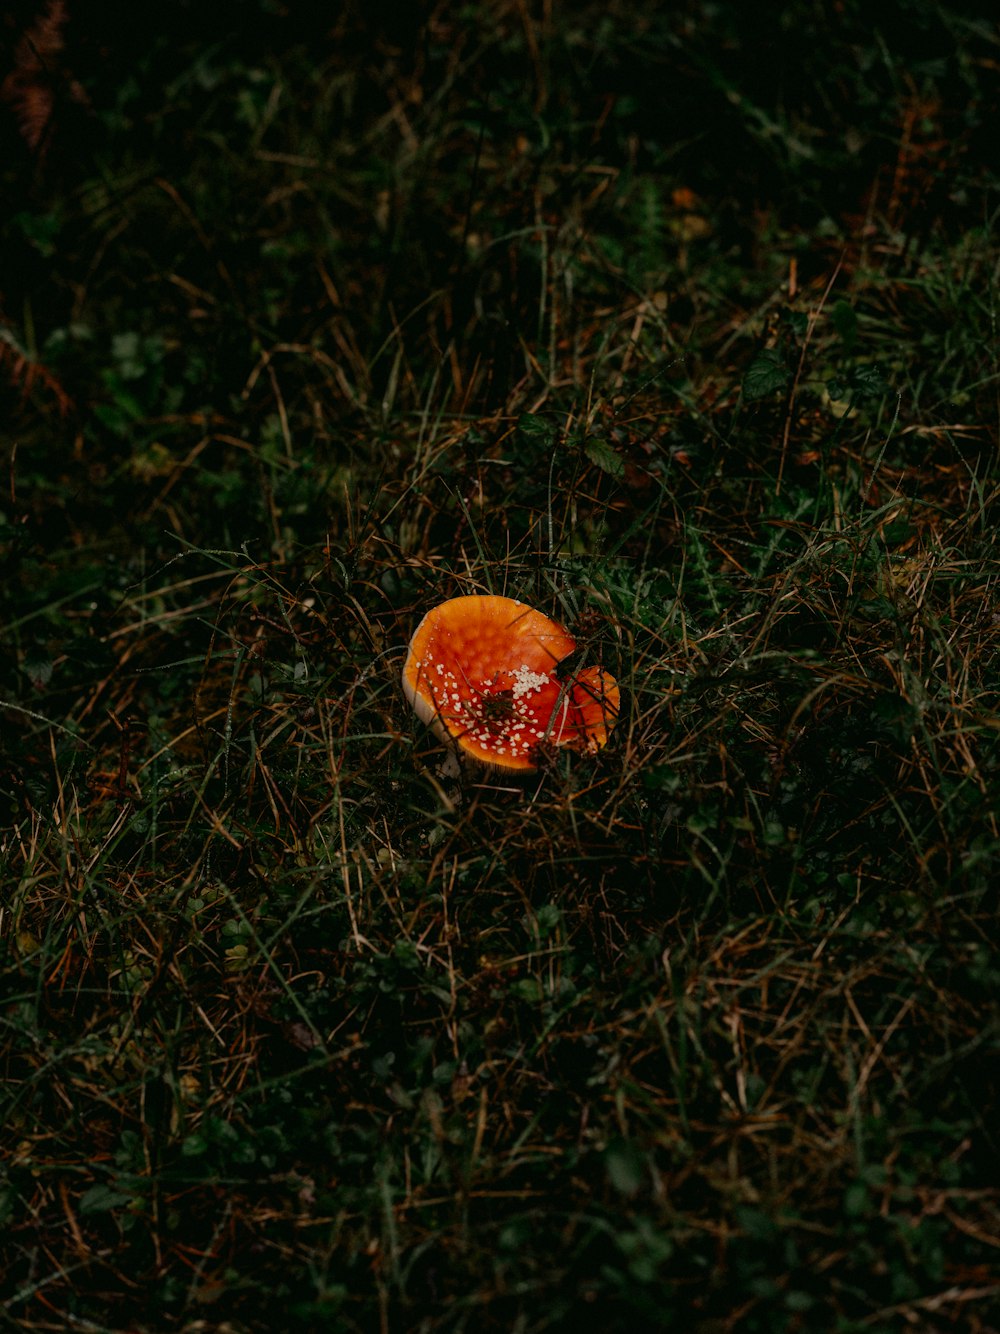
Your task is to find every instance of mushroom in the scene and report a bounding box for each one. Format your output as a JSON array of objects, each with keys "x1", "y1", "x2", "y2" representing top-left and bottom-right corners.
[{"x1": 402, "y1": 594, "x2": 619, "y2": 771}]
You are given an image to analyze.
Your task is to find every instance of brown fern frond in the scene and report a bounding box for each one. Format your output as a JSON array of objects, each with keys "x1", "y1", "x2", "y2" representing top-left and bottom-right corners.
[
  {"x1": 2, "y1": 71, "x2": 55, "y2": 149},
  {"x1": 0, "y1": 0, "x2": 85, "y2": 153},
  {"x1": 0, "y1": 324, "x2": 74, "y2": 416}
]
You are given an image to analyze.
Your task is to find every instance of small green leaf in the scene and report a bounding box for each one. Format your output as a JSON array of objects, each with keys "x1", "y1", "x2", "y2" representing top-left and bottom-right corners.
[
  {"x1": 22, "y1": 652, "x2": 53, "y2": 689},
  {"x1": 79, "y1": 1184, "x2": 133, "y2": 1215},
  {"x1": 584, "y1": 435, "x2": 625, "y2": 478},
  {"x1": 844, "y1": 1181, "x2": 869, "y2": 1216},
  {"x1": 830, "y1": 300, "x2": 858, "y2": 350},
  {"x1": 735, "y1": 1206, "x2": 779, "y2": 1242},
  {"x1": 743, "y1": 348, "x2": 791, "y2": 400},
  {"x1": 517, "y1": 413, "x2": 555, "y2": 441},
  {"x1": 781, "y1": 308, "x2": 809, "y2": 338},
  {"x1": 605, "y1": 1139, "x2": 645, "y2": 1197},
  {"x1": 511, "y1": 977, "x2": 543, "y2": 1003},
  {"x1": 849, "y1": 364, "x2": 888, "y2": 397},
  {"x1": 872, "y1": 692, "x2": 918, "y2": 743}
]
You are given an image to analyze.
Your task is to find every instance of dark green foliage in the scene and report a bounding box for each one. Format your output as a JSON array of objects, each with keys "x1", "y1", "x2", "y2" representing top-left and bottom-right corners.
[{"x1": 2, "y1": 1, "x2": 999, "y2": 1330}]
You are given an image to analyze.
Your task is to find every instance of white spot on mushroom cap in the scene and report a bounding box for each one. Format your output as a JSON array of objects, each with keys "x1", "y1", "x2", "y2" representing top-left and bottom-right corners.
[{"x1": 510, "y1": 664, "x2": 550, "y2": 699}]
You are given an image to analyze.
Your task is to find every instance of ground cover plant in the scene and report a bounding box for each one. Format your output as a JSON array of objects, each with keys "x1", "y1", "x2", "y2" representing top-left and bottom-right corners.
[{"x1": 2, "y1": 1, "x2": 999, "y2": 1330}]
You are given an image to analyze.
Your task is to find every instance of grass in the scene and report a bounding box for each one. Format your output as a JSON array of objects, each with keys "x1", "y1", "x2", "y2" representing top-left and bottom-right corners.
[{"x1": 2, "y1": 1, "x2": 999, "y2": 1330}]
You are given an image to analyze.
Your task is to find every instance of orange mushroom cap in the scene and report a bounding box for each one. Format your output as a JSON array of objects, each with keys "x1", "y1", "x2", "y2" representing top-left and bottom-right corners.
[{"x1": 402, "y1": 595, "x2": 619, "y2": 771}]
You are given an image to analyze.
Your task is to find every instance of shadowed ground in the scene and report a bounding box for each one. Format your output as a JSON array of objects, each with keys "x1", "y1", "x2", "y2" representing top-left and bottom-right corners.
[{"x1": 1, "y1": 3, "x2": 999, "y2": 1330}]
